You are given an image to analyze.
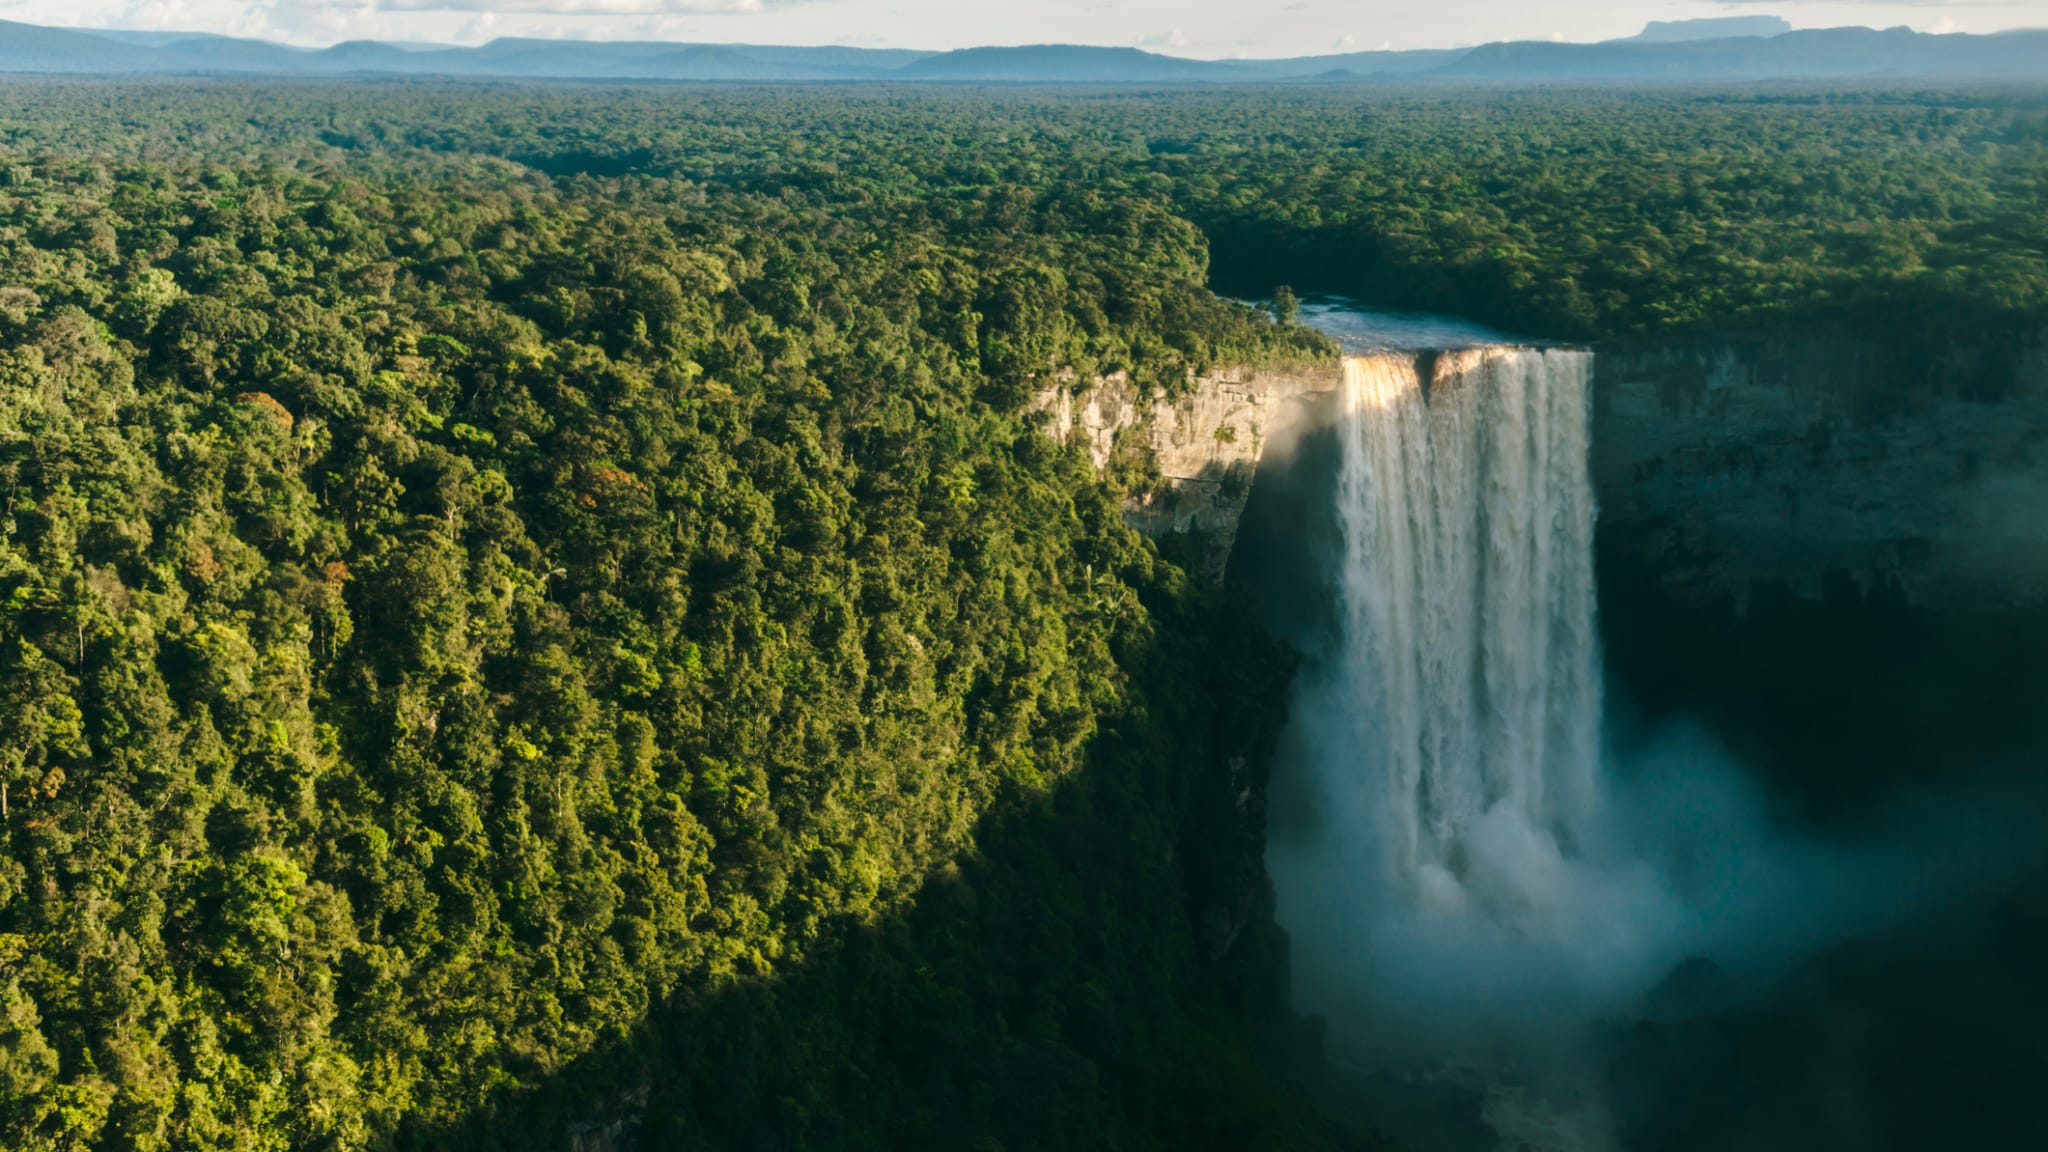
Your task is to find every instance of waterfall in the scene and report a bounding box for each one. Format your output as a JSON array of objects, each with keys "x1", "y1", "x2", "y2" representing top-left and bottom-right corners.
[
  {"x1": 1333, "y1": 348, "x2": 1601, "y2": 922},
  {"x1": 1272, "y1": 337, "x2": 2018, "y2": 1134}
]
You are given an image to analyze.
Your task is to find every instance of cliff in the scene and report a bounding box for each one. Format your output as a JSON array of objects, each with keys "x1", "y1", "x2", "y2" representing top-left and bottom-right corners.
[
  {"x1": 1101, "y1": 326, "x2": 2048, "y2": 820},
  {"x1": 1033, "y1": 363, "x2": 1339, "y2": 578},
  {"x1": 1053, "y1": 325, "x2": 2048, "y2": 612},
  {"x1": 1589, "y1": 325, "x2": 2048, "y2": 815},
  {"x1": 1592, "y1": 326, "x2": 2048, "y2": 611}
]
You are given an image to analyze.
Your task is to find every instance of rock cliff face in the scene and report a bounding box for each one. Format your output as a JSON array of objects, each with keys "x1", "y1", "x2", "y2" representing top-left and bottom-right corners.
[
  {"x1": 1032, "y1": 363, "x2": 1338, "y2": 578},
  {"x1": 1088, "y1": 327, "x2": 2048, "y2": 810},
  {"x1": 1589, "y1": 325, "x2": 2048, "y2": 814},
  {"x1": 1049, "y1": 325, "x2": 2048, "y2": 612},
  {"x1": 1591, "y1": 327, "x2": 2048, "y2": 610}
]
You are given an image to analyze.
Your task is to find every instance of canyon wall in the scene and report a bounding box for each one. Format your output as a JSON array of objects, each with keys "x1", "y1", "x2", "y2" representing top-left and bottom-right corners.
[
  {"x1": 1070, "y1": 326, "x2": 2048, "y2": 810},
  {"x1": 1591, "y1": 327, "x2": 2048, "y2": 611},
  {"x1": 1049, "y1": 325, "x2": 2048, "y2": 614},
  {"x1": 1032, "y1": 363, "x2": 1338, "y2": 578},
  {"x1": 1588, "y1": 325, "x2": 2048, "y2": 813}
]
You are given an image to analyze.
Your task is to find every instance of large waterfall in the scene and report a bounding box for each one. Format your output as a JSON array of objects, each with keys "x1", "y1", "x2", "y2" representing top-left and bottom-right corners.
[
  {"x1": 1256, "y1": 341, "x2": 1716, "y2": 1142},
  {"x1": 1333, "y1": 348, "x2": 1603, "y2": 922},
  {"x1": 1261, "y1": 321, "x2": 2041, "y2": 1150}
]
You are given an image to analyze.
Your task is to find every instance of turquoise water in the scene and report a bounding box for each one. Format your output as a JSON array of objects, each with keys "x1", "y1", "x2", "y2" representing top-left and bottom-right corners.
[{"x1": 1290, "y1": 295, "x2": 1527, "y2": 352}]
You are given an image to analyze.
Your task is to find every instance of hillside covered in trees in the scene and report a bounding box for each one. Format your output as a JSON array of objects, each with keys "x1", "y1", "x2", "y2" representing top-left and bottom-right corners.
[{"x1": 1, "y1": 79, "x2": 2044, "y2": 1151}]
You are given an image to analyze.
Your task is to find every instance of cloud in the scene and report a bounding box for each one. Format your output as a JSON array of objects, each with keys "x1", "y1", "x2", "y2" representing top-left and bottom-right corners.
[
  {"x1": 1714, "y1": 0, "x2": 1999, "y2": 6},
  {"x1": 106, "y1": 0, "x2": 220, "y2": 28},
  {"x1": 375, "y1": 0, "x2": 775, "y2": 12}
]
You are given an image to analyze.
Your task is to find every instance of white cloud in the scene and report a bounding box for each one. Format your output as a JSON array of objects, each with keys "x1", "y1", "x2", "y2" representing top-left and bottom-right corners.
[
  {"x1": 105, "y1": 0, "x2": 221, "y2": 28},
  {"x1": 1716, "y1": 0, "x2": 2000, "y2": 6},
  {"x1": 1137, "y1": 26, "x2": 1189, "y2": 48},
  {"x1": 379, "y1": 0, "x2": 769, "y2": 11}
]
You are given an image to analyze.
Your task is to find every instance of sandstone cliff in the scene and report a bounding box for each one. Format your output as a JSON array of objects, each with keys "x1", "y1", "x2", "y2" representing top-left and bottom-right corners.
[
  {"x1": 1032, "y1": 363, "x2": 1338, "y2": 578},
  {"x1": 1046, "y1": 325, "x2": 2048, "y2": 611}
]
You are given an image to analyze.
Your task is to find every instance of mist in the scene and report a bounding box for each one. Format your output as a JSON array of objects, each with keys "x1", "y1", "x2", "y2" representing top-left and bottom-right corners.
[{"x1": 1273, "y1": 705, "x2": 2042, "y2": 1058}]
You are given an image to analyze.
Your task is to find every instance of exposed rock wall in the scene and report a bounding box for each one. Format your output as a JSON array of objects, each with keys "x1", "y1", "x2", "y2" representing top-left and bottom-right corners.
[
  {"x1": 1590, "y1": 328, "x2": 2048, "y2": 811},
  {"x1": 1112, "y1": 327, "x2": 2048, "y2": 813},
  {"x1": 1033, "y1": 363, "x2": 1338, "y2": 577},
  {"x1": 1053, "y1": 325, "x2": 2048, "y2": 608},
  {"x1": 1591, "y1": 327, "x2": 2048, "y2": 610}
]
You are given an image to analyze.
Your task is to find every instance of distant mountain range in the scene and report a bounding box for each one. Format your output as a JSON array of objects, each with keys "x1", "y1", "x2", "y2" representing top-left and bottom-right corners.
[{"x1": 0, "y1": 17, "x2": 2043, "y2": 84}]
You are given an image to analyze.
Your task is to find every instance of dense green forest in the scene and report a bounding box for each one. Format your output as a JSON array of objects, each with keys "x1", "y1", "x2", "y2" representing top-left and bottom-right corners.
[
  {"x1": 5, "y1": 81, "x2": 2037, "y2": 337},
  {"x1": 1168, "y1": 88, "x2": 2048, "y2": 336},
  {"x1": 1, "y1": 78, "x2": 2045, "y2": 1151}
]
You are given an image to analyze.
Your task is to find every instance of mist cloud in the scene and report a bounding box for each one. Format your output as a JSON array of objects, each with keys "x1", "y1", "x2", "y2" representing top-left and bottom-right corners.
[
  {"x1": 1253, "y1": 362, "x2": 2048, "y2": 1114},
  {"x1": 1272, "y1": 682, "x2": 2047, "y2": 1069}
]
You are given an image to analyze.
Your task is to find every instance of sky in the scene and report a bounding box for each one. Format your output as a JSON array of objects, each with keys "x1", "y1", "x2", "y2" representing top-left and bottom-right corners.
[{"x1": 6, "y1": 0, "x2": 2045, "y2": 55}]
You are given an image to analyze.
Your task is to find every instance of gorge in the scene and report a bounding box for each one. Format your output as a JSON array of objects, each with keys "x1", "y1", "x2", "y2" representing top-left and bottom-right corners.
[
  {"x1": 1036, "y1": 301, "x2": 2048, "y2": 1150},
  {"x1": 1037, "y1": 305, "x2": 2048, "y2": 817}
]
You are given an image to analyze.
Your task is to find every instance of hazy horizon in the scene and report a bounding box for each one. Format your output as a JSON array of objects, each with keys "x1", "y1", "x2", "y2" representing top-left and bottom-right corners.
[{"x1": 8, "y1": 1, "x2": 2046, "y2": 58}]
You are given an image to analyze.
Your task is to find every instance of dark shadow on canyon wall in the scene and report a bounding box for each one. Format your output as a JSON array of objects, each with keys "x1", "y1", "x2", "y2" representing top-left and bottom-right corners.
[
  {"x1": 1597, "y1": 862, "x2": 2048, "y2": 1152},
  {"x1": 385, "y1": 568, "x2": 1357, "y2": 1152},
  {"x1": 1588, "y1": 324, "x2": 2048, "y2": 1149},
  {"x1": 1596, "y1": 536, "x2": 2048, "y2": 1152},
  {"x1": 1600, "y1": 536, "x2": 2048, "y2": 824},
  {"x1": 1593, "y1": 320, "x2": 2048, "y2": 825}
]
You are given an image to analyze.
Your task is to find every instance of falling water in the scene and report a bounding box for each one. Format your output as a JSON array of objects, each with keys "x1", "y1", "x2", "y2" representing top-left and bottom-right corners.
[{"x1": 1334, "y1": 348, "x2": 1601, "y2": 924}]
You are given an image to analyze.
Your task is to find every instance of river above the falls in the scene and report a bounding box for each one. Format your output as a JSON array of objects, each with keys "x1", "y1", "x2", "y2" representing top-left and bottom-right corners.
[{"x1": 1291, "y1": 295, "x2": 1527, "y2": 352}]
